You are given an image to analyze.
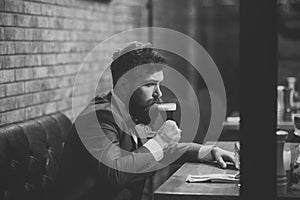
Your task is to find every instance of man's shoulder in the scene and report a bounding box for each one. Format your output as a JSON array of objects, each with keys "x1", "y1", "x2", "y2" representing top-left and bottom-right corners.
[{"x1": 78, "y1": 92, "x2": 121, "y2": 123}]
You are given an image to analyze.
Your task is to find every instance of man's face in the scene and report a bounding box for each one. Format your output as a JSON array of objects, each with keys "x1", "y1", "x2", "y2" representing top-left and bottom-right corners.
[{"x1": 129, "y1": 69, "x2": 164, "y2": 125}]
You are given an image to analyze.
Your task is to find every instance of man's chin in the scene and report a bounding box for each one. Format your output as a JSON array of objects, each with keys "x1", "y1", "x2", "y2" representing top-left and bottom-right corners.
[
  {"x1": 131, "y1": 107, "x2": 158, "y2": 125},
  {"x1": 133, "y1": 115, "x2": 151, "y2": 125}
]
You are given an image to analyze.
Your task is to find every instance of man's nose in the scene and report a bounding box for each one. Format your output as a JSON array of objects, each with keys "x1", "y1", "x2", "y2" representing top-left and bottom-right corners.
[{"x1": 153, "y1": 86, "x2": 162, "y2": 98}]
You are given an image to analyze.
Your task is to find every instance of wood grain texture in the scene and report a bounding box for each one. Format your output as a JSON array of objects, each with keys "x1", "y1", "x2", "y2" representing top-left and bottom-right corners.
[
  {"x1": 154, "y1": 142, "x2": 239, "y2": 200},
  {"x1": 154, "y1": 142, "x2": 300, "y2": 200}
]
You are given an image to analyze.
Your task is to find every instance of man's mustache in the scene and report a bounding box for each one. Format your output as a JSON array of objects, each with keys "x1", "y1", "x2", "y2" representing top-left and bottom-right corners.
[{"x1": 145, "y1": 97, "x2": 163, "y2": 109}]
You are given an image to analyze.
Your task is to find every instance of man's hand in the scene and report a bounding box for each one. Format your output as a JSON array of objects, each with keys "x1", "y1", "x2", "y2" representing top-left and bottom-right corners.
[
  {"x1": 211, "y1": 146, "x2": 239, "y2": 169},
  {"x1": 153, "y1": 120, "x2": 181, "y2": 150}
]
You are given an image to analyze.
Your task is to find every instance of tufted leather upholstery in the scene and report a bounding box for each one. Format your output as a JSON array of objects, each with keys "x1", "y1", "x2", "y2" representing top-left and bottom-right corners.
[{"x1": 0, "y1": 113, "x2": 72, "y2": 200}]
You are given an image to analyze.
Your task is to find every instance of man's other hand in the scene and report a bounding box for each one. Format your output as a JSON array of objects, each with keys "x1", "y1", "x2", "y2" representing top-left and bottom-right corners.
[
  {"x1": 211, "y1": 146, "x2": 239, "y2": 169},
  {"x1": 153, "y1": 120, "x2": 181, "y2": 150}
]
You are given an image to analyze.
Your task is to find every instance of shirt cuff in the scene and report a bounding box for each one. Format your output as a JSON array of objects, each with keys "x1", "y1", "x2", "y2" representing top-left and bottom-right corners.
[
  {"x1": 144, "y1": 139, "x2": 164, "y2": 161},
  {"x1": 198, "y1": 145, "x2": 217, "y2": 162}
]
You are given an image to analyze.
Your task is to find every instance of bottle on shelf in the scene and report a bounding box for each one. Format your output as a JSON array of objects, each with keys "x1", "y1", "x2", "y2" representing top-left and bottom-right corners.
[
  {"x1": 284, "y1": 77, "x2": 299, "y2": 121},
  {"x1": 278, "y1": 85, "x2": 285, "y2": 122},
  {"x1": 287, "y1": 77, "x2": 298, "y2": 104}
]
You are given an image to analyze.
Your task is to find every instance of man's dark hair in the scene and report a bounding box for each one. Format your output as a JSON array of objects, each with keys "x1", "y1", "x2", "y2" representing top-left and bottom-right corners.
[{"x1": 110, "y1": 46, "x2": 167, "y2": 87}]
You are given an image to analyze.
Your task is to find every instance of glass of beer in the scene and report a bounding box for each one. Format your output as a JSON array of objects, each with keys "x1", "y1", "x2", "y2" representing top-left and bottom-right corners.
[
  {"x1": 156, "y1": 103, "x2": 177, "y2": 121},
  {"x1": 147, "y1": 103, "x2": 177, "y2": 139}
]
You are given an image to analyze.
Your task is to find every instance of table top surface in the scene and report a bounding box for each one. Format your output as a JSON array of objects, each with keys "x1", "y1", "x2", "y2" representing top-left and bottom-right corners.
[
  {"x1": 223, "y1": 120, "x2": 294, "y2": 131},
  {"x1": 154, "y1": 141, "x2": 300, "y2": 199},
  {"x1": 154, "y1": 142, "x2": 239, "y2": 198},
  {"x1": 154, "y1": 162, "x2": 240, "y2": 197}
]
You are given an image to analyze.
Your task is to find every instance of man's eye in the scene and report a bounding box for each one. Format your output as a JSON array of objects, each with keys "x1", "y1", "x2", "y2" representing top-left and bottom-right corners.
[{"x1": 145, "y1": 83, "x2": 155, "y2": 87}]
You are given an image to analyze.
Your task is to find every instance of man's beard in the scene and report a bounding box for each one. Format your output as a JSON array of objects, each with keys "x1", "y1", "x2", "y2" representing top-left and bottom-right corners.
[{"x1": 129, "y1": 94, "x2": 162, "y2": 125}]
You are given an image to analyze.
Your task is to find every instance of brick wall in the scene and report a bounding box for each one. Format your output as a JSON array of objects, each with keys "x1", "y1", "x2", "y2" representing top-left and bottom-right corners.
[{"x1": 0, "y1": 0, "x2": 149, "y2": 125}]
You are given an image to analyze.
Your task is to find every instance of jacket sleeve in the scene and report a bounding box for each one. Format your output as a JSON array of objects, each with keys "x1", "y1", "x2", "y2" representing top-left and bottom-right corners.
[
  {"x1": 74, "y1": 110, "x2": 158, "y2": 187},
  {"x1": 161, "y1": 142, "x2": 215, "y2": 165}
]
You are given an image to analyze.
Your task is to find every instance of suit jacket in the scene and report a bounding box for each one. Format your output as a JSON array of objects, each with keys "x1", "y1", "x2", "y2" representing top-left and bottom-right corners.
[{"x1": 54, "y1": 92, "x2": 205, "y2": 200}]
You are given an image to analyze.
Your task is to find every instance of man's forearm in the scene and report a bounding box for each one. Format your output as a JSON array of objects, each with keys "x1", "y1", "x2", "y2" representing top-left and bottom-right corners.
[{"x1": 163, "y1": 142, "x2": 217, "y2": 164}]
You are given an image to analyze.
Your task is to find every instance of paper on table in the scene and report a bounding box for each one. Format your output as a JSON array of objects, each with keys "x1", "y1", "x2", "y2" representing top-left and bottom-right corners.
[{"x1": 186, "y1": 173, "x2": 239, "y2": 183}]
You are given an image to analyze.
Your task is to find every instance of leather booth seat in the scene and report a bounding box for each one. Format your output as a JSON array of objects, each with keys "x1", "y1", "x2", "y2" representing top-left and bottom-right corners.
[{"x1": 0, "y1": 113, "x2": 72, "y2": 200}]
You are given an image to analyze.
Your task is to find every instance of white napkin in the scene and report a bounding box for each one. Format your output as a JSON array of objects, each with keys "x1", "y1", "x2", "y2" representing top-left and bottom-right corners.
[{"x1": 186, "y1": 173, "x2": 239, "y2": 183}]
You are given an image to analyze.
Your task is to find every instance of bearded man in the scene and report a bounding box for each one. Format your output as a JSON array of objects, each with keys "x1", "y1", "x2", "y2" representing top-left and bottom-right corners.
[{"x1": 54, "y1": 42, "x2": 238, "y2": 200}]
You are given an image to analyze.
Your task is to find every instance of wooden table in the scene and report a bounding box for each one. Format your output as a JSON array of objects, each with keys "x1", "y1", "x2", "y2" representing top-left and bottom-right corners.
[
  {"x1": 221, "y1": 120, "x2": 294, "y2": 141},
  {"x1": 154, "y1": 142, "x2": 239, "y2": 200},
  {"x1": 154, "y1": 141, "x2": 300, "y2": 200},
  {"x1": 154, "y1": 162, "x2": 239, "y2": 200},
  {"x1": 223, "y1": 120, "x2": 294, "y2": 132}
]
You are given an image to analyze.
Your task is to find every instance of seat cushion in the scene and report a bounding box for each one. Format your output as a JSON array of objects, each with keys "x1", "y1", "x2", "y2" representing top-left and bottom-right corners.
[{"x1": 0, "y1": 113, "x2": 72, "y2": 200}]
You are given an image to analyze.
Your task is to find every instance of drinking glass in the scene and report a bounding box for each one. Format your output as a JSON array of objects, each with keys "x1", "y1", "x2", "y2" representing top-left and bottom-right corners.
[{"x1": 234, "y1": 141, "x2": 240, "y2": 170}]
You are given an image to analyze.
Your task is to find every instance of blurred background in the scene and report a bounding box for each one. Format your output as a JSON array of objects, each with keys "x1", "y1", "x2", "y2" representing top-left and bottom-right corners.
[
  {"x1": 0, "y1": 0, "x2": 240, "y2": 126},
  {"x1": 1, "y1": 0, "x2": 300, "y2": 133}
]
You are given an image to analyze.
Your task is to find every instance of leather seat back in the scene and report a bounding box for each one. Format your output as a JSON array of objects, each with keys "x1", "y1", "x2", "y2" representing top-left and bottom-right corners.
[{"x1": 0, "y1": 113, "x2": 72, "y2": 200}]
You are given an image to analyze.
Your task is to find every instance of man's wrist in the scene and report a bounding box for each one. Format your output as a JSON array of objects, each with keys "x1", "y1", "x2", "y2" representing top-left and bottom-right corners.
[
  {"x1": 210, "y1": 145, "x2": 219, "y2": 161},
  {"x1": 152, "y1": 134, "x2": 166, "y2": 150},
  {"x1": 198, "y1": 145, "x2": 218, "y2": 162}
]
